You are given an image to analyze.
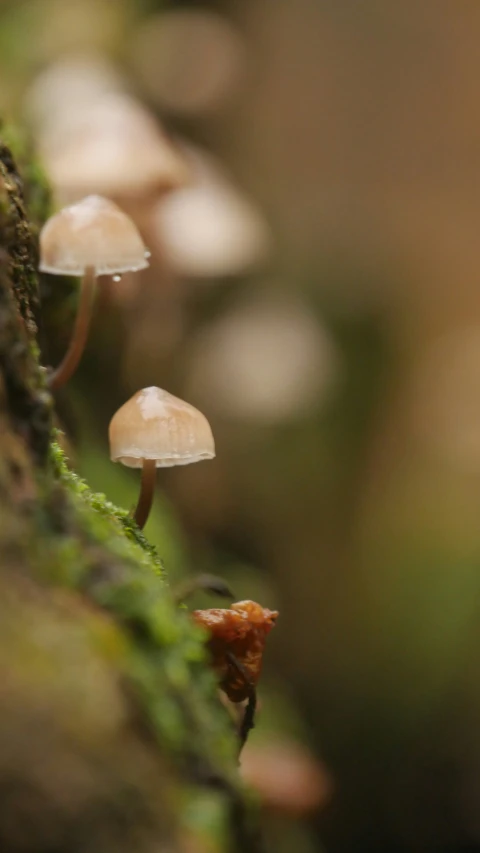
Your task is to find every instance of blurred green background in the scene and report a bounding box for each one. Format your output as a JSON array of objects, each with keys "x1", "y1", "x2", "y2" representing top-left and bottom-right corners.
[{"x1": 4, "y1": 1, "x2": 480, "y2": 851}]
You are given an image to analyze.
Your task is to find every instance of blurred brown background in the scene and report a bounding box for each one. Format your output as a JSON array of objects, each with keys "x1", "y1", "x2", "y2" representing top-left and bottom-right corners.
[{"x1": 4, "y1": 1, "x2": 480, "y2": 851}]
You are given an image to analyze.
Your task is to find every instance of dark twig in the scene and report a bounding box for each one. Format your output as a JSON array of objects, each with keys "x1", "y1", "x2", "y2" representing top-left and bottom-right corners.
[{"x1": 226, "y1": 652, "x2": 257, "y2": 752}]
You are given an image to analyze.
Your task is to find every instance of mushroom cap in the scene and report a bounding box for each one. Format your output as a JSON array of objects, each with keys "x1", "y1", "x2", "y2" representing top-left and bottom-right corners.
[
  {"x1": 186, "y1": 293, "x2": 338, "y2": 423},
  {"x1": 109, "y1": 386, "x2": 215, "y2": 468},
  {"x1": 39, "y1": 195, "x2": 149, "y2": 276},
  {"x1": 154, "y1": 145, "x2": 270, "y2": 278},
  {"x1": 130, "y1": 10, "x2": 245, "y2": 116},
  {"x1": 25, "y1": 54, "x2": 124, "y2": 130},
  {"x1": 43, "y1": 94, "x2": 190, "y2": 201},
  {"x1": 241, "y1": 740, "x2": 332, "y2": 816}
]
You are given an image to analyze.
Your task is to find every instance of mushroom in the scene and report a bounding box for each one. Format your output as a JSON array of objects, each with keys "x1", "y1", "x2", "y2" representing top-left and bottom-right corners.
[
  {"x1": 130, "y1": 9, "x2": 245, "y2": 117},
  {"x1": 186, "y1": 292, "x2": 338, "y2": 423},
  {"x1": 240, "y1": 739, "x2": 332, "y2": 815},
  {"x1": 41, "y1": 94, "x2": 190, "y2": 208},
  {"x1": 39, "y1": 195, "x2": 149, "y2": 391},
  {"x1": 25, "y1": 54, "x2": 124, "y2": 133},
  {"x1": 109, "y1": 386, "x2": 215, "y2": 529},
  {"x1": 153, "y1": 145, "x2": 270, "y2": 278}
]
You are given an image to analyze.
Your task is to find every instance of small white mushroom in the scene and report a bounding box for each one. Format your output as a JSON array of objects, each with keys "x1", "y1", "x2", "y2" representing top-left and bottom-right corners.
[
  {"x1": 109, "y1": 386, "x2": 215, "y2": 528},
  {"x1": 40, "y1": 195, "x2": 149, "y2": 390}
]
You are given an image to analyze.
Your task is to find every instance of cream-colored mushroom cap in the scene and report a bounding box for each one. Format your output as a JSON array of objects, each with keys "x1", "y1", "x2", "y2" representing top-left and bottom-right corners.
[
  {"x1": 25, "y1": 55, "x2": 124, "y2": 130},
  {"x1": 109, "y1": 386, "x2": 215, "y2": 468},
  {"x1": 43, "y1": 95, "x2": 190, "y2": 201},
  {"x1": 154, "y1": 145, "x2": 270, "y2": 277},
  {"x1": 39, "y1": 195, "x2": 149, "y2": 276}
]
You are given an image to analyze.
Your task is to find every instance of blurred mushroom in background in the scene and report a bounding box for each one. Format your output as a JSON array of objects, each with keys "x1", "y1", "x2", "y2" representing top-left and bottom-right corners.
[
  {"x1": 33, "y1": 83, "x2": 191, "y2": 327},
  {"x1": 240, "y1": 738, "x2": 333, "y2": 816},
  {"x1": 153, "y1": 144, "x2": 271, "y2": 280},
  {"x1": 24, "y1": 53, "x2": 125, "y2": 133},
  {"x1": 37, "y1": 93, "x2": 189, "y2": 212},
  {"x1": 121, "y1": 143, "x2": 273, "y2": 377},
  {"x1": 185, "y1": 291, "x2": 338, "y2": 424},
  {"x1": 130, "y1": 8, "x2": 246, "y2": 117}
]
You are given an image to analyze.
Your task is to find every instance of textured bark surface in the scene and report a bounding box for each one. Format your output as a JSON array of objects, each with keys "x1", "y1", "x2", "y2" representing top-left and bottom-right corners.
[{"x1": 0, "y1": 134, "x2": 258, "y2": 853}]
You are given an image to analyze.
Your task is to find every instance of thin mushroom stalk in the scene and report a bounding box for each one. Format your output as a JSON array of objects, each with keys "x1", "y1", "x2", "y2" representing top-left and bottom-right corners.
[
  {"x1": 49, "y1": 265, "x2": 96, "y2": 391},
  {"x1": 109, "y1": 388, "x2": 215, "y2": 528},
  {"x1": 39, "y1": 196, "x2": 149, "y2": 392},
  {"x1": 134, "y1": 458, "x2": 157, "y2": 529}
]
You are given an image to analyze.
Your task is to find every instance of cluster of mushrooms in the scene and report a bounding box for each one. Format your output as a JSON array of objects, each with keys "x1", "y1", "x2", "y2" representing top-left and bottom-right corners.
[
  {"x1": 39, "y1": 193, "x2": 277, "y2": 749},
  {"x1": 40, "y1": 194, "x2": 215, "y2": 529}
]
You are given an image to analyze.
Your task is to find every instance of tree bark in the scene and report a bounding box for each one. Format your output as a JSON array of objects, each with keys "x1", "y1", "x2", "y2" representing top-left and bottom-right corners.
[{"x1": 0, "y1": 134, "x2": 259, "y2": 853}]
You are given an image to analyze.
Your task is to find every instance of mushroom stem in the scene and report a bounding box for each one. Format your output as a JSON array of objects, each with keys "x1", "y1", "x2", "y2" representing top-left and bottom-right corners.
[
  {"x1": 134, "y1": 458, "x2": 157, "y2": 529},
  {"x1": 49, "y1": 265, "x2": 96, "y2": 391}
]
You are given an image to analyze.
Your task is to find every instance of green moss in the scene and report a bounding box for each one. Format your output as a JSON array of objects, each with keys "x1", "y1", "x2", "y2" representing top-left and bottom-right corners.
[
  {"x1": 0, "y1": 131, "x2": 258, "y2": 852},
  {"x1": 0, "y1": 134, "x2": 236, "y2": 769},
  {"x1": 1, "y1": 122, "x2": 52, "y2": 227},
  {"x1": 45, "y1": 434, "x2": 237, "y2": 772},
  {"x1": 49, "y1": 436, "x2": 163, "y2": 569}
]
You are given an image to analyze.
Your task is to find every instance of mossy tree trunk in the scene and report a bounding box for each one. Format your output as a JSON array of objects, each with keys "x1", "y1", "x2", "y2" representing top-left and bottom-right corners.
[{"x1": 0, "y1": 135, "x2": 259, "y2": 853}]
